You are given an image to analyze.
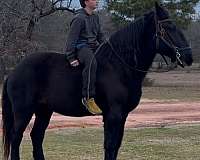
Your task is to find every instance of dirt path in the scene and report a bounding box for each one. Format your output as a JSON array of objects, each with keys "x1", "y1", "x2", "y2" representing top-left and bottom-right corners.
[
  {"x1": 46, "y1": 100, "x2": 200, "y2": 129},
  {"x1": 1, "y1": 99, "x2": 197, "y2": 133}
]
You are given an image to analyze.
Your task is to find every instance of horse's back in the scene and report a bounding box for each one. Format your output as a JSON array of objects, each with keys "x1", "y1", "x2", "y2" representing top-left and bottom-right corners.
[
  {"x1": 8, "y1": 52, "x2": 79, "y2": 88},
  {"x1": 6, "y1": 52, "x2": 89, "y2": 116}
]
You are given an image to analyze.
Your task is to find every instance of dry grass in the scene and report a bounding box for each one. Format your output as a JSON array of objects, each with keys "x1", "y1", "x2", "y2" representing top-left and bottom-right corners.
[{"x1": 1, "y1": 125, "x2": 200, "y2": 160}]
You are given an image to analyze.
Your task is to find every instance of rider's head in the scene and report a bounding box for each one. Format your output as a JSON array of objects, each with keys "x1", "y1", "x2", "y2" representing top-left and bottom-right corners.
[{"x1": 79, "y1": 0, "x2": 97, "y2": 10}]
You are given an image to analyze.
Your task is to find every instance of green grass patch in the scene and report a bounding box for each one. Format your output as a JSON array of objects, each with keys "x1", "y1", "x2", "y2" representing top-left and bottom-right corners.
[
  {"x1": 142, "y1": 86, "x2": 200, "y2": 101},
  {"x1": 1, "y1": 125, "x2": 200, "y2": 160}
]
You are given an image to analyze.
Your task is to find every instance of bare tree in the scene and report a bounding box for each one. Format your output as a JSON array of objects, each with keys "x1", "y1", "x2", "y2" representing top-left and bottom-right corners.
[
  {"x1": 0, "y1": 0, "x2": 78, "y2": 59},
  {"x1": 0, "y1": 0, "x2": 76, "y2": 81},
  {"x1": 26, "y1": 0, "x2": 75, "y2": 40}
]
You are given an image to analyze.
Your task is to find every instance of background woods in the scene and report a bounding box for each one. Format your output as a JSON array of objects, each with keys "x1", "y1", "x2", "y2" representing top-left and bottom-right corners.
[{"x1": 0, "y1": 0, "x2": 200, "y2": 82}]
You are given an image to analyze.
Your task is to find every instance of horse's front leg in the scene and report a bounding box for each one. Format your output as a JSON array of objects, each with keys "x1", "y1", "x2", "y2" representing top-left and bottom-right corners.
[{"x1": 103, "y1": 107, "x2": 127, "y2": 160}]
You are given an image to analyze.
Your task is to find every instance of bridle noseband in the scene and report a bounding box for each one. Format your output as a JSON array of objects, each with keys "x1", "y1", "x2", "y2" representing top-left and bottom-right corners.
[{"x1": 154, "y1": 13, "x2": 191, "y2": 67}]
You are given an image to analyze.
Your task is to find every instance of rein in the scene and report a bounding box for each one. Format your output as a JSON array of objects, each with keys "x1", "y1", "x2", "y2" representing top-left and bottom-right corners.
[
  {"x1": 107, "y1": 39, "x2": 171, "y2": 73},
  {"x1": 106, "y1": 12, "x2": 191, "y2": 73}
]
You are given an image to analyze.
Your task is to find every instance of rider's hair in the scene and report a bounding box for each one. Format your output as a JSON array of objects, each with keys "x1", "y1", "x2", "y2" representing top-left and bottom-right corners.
[{"x1": 79, "y1": 0, "x2": 86, "y2": 8}]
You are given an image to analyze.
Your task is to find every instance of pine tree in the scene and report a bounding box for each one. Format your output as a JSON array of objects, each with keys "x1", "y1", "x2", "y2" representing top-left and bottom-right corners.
[{"x1": 108, "y1": 0, "x2": 199, "y2": 29}]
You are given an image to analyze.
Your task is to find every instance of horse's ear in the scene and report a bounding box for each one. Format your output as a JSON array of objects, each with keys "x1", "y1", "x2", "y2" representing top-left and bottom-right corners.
[
  {"x1": 155, "y1": 1, "x2": 168, "y2": 19},
  {"x1": 155, "y1": 1, "x2": 160, "y2": 8},
  {"x1": 155, "y1": 1, "x2": 162, "y2": 14}
]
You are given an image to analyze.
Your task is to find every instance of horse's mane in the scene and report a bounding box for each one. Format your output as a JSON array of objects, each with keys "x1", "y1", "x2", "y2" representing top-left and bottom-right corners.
[
  {"x1": 110, "y1": 16, "x2": 145, "y2": 54},
  {"x1": 96, "y1": 15, "x2": 146, "y2": 68}
]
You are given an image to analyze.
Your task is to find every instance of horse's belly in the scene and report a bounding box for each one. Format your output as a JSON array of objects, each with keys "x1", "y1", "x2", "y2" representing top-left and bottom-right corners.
[{"x1": 48, "y1": 97, "x2": 92, "y2": 117}]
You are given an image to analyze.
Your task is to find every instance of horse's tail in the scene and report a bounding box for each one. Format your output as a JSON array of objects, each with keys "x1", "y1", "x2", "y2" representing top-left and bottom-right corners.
[{"x1": 2, "y1": 78, "x2": 13, "y2": 160}]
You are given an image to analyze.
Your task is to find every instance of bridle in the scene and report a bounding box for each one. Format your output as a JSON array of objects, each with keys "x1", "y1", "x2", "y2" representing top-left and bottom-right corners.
[
  {"x1": 154, "y1": 12, "x2": 191, "y2": 68},
  {"x1": 106, "y1": 12, "x2": 191, "y2": 72}
]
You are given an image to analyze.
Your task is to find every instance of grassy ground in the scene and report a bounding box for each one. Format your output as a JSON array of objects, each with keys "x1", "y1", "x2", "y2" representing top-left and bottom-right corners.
[
  {"x1": 142, "y1": 86, "x2": 200, "y2": 101},
  {"x1": 1, "y1": 125, "x2": 200, "y2": 160}
]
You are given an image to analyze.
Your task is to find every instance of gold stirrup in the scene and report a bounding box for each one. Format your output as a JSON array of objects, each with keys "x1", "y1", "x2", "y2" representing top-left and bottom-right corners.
[{"x1": 82, "y1": 98, "x2": 102, "y2": 115}]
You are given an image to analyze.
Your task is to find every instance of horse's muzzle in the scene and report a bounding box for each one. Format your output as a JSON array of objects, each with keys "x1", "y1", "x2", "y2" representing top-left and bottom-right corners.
[{"x1": 181, "y1": 48, "x2": 193, "y2": 66}]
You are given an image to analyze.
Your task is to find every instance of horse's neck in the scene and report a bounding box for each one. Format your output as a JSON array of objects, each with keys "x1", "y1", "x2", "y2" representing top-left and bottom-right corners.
[
  {"x1": 133, "y1": 14, "x2": 157, "y2": 77},
  {"x1": 108, "y1": 19, "x2": 144, "y2": 70},
  {"x1": 97, "y1": 13, "x2": 156, "y2": 80}
]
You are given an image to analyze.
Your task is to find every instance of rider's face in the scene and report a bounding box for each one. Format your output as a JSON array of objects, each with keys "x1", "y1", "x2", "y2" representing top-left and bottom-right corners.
[{"x1": 85, "y1": 0, "x2": 97, "y2": 10}]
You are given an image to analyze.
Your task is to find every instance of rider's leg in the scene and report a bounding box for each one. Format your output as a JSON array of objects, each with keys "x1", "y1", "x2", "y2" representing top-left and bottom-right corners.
[
  {"x1": 77, "y1": 47, "x2": 96, "y2": 98},
  {"x1": 77, "y1": 47, "x2": 102, "y2": 114}
]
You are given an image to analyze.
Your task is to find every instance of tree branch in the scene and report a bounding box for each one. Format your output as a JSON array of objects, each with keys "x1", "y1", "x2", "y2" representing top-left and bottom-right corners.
[
  {"x1": 2, "y1": 2, "x2": 22, "y2": 16},
  {"x1": 68, "y1": 0, "x2": 73, "y2": 8},
  {"x1": 41, "y1": 0, "x2": 48, "y2": 10},
  {"x1": 31, "y1": 0, "x2": 40, "y2": 12},
  {"x1": 53, "y1": 0, "x2": 61, "y2": 6},
  {"x1": 1, "y1": 2, "x2": 29, "y2": 21},
  {"x1": 26, "y1": 0, "x2": 76, "y2": 40},
  {"x1": 39, "y1": 6, "x2": 75, "y2": 18}
]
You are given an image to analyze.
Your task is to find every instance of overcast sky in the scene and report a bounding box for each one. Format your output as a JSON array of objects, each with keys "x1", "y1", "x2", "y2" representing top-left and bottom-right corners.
[{"x1": 70, "y1": 0, "x2": 106, "y2": 9}]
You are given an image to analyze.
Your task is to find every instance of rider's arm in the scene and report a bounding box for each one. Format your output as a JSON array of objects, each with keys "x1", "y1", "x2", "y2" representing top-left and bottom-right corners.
[
  {"x1": 97, "y1": 15, "x2": 105, "y2": 44},
  {"x1": 65, "y1": 16, "x2": 85, "y2": 63}
]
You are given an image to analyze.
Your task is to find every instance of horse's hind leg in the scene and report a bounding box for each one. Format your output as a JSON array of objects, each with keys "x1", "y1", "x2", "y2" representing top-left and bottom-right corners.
[
  {"x1": 30, "y1": 107, "x2": 52, "y2": 160},
  {"x1": 10, "y1": 109, "x2": 33, "y2": 160}
]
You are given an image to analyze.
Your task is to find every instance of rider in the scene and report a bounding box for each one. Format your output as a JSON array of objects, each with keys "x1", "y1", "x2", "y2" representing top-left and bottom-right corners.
[{"x1": 65, "y1": 0, "x2": 105, "y2": 114}]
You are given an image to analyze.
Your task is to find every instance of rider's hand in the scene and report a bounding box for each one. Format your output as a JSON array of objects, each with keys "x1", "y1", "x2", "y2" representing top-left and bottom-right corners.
[{"x1": 70, "y1": 59, "x2": 80, "y2": 67}]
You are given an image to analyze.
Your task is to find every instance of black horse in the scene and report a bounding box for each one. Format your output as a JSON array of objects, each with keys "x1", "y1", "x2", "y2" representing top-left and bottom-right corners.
[{"x1": 2, "y1": 3, "x2": 193, "y2": 160}]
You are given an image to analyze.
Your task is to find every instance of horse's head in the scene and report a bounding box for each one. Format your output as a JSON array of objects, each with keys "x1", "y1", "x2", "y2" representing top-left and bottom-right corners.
[{"x1": 154, "y1": 2, "x2": 193, "y2": 67}]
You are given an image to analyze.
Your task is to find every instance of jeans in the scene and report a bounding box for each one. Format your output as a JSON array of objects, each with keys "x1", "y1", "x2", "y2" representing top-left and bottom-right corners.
[{"x1": 77, "y1": 47, "x2": 97, "y2": 98}]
